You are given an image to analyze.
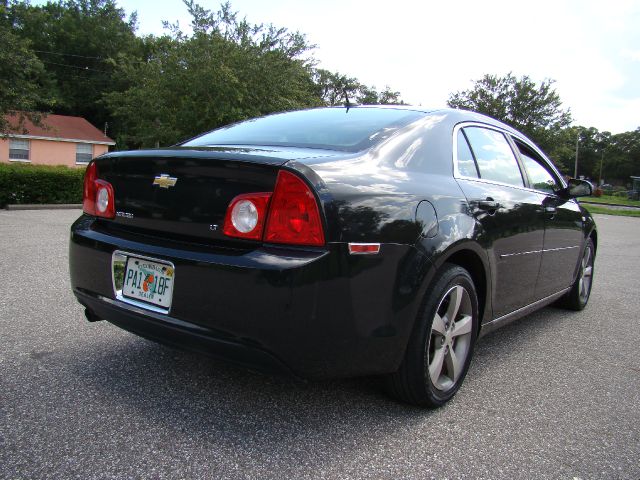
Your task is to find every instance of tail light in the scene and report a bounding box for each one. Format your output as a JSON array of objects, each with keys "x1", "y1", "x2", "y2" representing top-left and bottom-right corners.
[
  {"x1": 222, "y1": 193, "x2": 271, "y2": 240},
  {"x1": 223, "y1": 170, "x2": 325, "y2": 246},
  {"x1": 264, "y1": 170, "x2": 325, "y2": 246},
  {"x1": 82, "y1": 161, "x2": 115, "y2": 219}
]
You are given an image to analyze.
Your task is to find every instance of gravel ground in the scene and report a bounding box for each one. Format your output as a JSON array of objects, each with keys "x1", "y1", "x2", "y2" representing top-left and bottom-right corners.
[{"x1": 1, "y1": 210, "x2": 638, "y2": 480}]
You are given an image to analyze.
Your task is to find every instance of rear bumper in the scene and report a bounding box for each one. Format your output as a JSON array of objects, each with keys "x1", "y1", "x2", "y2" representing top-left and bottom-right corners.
[
  {"x1": 74, "y1": 289, "x2": 296, "y2": 376},
  {"x1": 69, "y1": 215, "x2": 432, "y2": 378}
]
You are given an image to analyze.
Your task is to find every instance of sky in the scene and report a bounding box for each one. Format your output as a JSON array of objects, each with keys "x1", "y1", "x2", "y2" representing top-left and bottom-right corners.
[{"x1": 111, "y1": 0, "x2": 640, "y2": 133}]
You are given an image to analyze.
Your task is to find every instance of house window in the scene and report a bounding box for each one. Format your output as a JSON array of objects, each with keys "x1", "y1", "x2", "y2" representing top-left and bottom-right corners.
[
  {"x1": 9, "y1": 139, "x2": 30, "y2": 161},
  {"x1": 76, "y1": 143, "x2": 93, "y2": 164}
]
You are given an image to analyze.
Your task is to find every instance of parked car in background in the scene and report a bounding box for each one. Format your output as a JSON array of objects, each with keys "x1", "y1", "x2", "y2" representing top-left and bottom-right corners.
[{"x1": 69, "y1": 106, "x2": 596, "y2": 407}]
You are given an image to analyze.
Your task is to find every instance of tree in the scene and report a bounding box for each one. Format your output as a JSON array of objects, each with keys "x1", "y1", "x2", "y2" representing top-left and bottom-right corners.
[
  {"x1": 447, "y1": 73, "x2": 571, "y2": 152},
  {"x1": 313, "y1": 69, "x2": 403, "y2": 106},
  {"x1": 377, "y1": 86, "x2": 403, "y2": 105},
  {"x1": 4, "y1": 0, "x2": 405, "y2": 147},
  {"x1": 6, "y1": 0, "x2": 141, "y2": 136},
  {"x1": 0, "y1": 13, "x2": 52, "y2": 134},
  {"x1": 105, "y1": 1, "x2": 321, "y2": 148},
  {"x1": 605, "y1": 128, "x2": 640, "y2": 184},
  {"x1": 313, "y1": 69, "x2": 361, "y2": 106}
]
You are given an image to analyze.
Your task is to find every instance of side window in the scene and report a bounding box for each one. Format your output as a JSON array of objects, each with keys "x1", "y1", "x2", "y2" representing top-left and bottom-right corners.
[
  {"x1": 515, "y1": 141, "x2": 561, "y2": 194},
  {"x1": 456, "y1": 130, "x2": 479, "y2": 178},
  {"x1": 463, "y1": 127, "x2": 524, "y2": 187}
]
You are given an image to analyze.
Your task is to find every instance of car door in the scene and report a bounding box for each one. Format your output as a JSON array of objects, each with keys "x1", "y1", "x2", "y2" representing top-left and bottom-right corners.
[
  {"x1": 454, "y1": 125, "x2": 546, "y2": 318},
  {"x1": 511, "y1": 138, "x2": 585, "y2": 299}
]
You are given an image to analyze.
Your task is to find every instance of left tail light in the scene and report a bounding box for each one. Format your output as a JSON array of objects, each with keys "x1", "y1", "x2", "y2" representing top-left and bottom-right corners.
[{"x1": 83, "y1": 161, "x2": 115, "y2": 219}]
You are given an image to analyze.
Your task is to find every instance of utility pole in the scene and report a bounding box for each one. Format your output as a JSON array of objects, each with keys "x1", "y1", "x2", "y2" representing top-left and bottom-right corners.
[
  {"x1": 574, "y1": 130, "x2": 580, "y2": 178},
  {"x1": 599, "y1": 151, "x2": 604, "y2": 186}
]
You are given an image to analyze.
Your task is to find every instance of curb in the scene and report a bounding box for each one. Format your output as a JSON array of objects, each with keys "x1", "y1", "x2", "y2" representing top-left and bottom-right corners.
[{"x1": 5, "y1": 204, "x2": 82, "y2": 211}]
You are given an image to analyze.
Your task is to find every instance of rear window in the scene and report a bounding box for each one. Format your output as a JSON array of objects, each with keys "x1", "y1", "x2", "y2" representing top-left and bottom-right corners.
[{"x1": 183, "y1": 108, "x2": 426, "y2": 152}]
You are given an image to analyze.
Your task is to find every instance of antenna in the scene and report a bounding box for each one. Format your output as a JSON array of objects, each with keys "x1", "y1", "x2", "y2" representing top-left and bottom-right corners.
[{"x1": 343, "y1": 89, "x2": 359, "y2": 111}]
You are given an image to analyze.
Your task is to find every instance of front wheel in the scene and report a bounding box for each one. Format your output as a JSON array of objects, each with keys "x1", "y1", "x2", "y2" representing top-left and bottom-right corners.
[
  {"x1": 386, "y1": 264, "x2": 479, "y2": 407},
  {"x1": 559, "y1": 238, "x2": 595, "y2": 311}
]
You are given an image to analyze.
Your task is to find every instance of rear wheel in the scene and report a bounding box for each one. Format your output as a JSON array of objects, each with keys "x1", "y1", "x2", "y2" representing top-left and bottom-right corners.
[
  {"x1": 560, "y1": 238, "x2": 595, "y2": 311},
  {"x1": 386, "y1": 264, "x2": 479, "y2": 407}
]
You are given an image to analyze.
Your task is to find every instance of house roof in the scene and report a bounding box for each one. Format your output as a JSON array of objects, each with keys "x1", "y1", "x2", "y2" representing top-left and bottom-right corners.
[{"x1": 5, "y1": 113, "x2": 115, "y2": 145}]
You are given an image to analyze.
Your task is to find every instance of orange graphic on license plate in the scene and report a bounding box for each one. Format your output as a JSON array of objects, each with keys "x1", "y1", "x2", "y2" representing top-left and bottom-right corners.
[{"x1": 143, "y1": 274, "x2": 155, "y2": 292}]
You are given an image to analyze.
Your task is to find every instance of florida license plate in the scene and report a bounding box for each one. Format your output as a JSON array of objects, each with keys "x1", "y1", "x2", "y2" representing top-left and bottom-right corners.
[{"x1": 122, "y1": 256, "x2": 175, "y2": 309}]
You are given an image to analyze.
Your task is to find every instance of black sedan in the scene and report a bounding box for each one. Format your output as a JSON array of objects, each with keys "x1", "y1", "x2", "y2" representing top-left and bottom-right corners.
[{"x1": 69, "y1": 106, "x2": 596, "y2": 407}]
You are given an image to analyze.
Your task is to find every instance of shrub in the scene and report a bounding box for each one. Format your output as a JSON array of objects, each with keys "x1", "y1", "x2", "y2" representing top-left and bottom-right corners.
[{"x1": 0, "y1": 162, "x2": 85, "y2": 207}]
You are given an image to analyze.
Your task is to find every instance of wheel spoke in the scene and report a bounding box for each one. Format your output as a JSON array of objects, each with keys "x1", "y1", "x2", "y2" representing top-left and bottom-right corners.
[
  {"x1": 432, "y1": 313, "x2": 446, "y2": 336},
  {"x1": 451, "y1": 314, "x2": 472, "y2": 337},
  {"x1": 445, "y1": 347, "x2": 462, "y2": 382},
  {"x1": 582, "y1": 247, "x2": 591, "y2": 269},
  {"x1": 429, "y1": 346, "x2": 445, "y2": 384},
  {"x1": 584, "y1": 266, "x2": 593, "y2": 278},
  {"x1": 445, "y1": 285, "x2": 463, "y2": 323}
]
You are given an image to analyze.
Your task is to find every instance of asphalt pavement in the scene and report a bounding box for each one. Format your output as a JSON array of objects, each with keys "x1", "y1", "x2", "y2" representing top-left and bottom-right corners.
[{"x1": 1, "y1": 210, "x2": 638, "y2": 480}]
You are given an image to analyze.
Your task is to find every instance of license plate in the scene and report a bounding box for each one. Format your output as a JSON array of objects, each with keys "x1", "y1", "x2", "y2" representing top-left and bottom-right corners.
[{"x1": 122, "y1": 256, "x2": 175, "y2": 309}]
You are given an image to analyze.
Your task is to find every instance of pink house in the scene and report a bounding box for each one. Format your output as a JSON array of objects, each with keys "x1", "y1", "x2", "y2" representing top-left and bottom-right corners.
[{"x1": 0, "y1": 113, "x2": 115, "y2": 167}]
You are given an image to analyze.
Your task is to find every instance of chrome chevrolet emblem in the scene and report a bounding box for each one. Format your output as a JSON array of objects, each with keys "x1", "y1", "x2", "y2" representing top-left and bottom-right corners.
[{"x1": 153, "y1": 174, "x2": 178, "y2": 189}]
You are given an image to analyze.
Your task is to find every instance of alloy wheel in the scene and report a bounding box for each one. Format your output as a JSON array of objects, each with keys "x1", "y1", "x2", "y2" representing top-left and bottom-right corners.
[
  {"x1": 427, "y1": 285, "x2": 474, "y2": 391},
  {"x1": 578, "y1": 244, "x2": 594, "y2": 304}
]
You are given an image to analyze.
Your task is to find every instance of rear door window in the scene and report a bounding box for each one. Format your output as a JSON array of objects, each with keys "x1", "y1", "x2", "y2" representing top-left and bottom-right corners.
[{"x1": 463, "y1": 127, "x2": 524, "y2": 187}]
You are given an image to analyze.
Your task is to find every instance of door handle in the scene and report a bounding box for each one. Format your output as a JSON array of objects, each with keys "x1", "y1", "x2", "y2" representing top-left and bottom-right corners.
[
  {"x1": 544, "y1": 206, "x2": 557, "y2": 218},
  {"x1": 478, "y1": 199, "x2": 500, "y2": 210},
  {"x1": 472, "y1": 197, "x2": 500, "y2": 214}
]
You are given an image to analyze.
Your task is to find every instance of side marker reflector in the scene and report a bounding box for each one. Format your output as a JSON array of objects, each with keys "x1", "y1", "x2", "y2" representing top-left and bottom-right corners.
[{"x1": 348, "y1": 243, "x2": 381, "y2": 255}]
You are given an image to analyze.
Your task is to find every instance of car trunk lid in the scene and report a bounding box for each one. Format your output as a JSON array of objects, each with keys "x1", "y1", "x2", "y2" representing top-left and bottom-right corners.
[{"x1": 93, "y1": 146, "x2": 337, "y2": 245}]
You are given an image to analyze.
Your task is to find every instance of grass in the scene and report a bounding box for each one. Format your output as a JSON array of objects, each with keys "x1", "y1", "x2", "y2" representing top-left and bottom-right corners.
[
  {"x1": 584, "y1": 194, "x2": 640, "y2": 207},
  {"x1": 582, "y1": 205, "x2": 640, "y2": 217}
]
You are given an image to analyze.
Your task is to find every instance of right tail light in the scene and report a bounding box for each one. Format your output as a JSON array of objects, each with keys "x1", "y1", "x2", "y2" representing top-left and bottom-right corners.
[{"x1": 223, "y1": 170, "x2": 325, "y2": 247}]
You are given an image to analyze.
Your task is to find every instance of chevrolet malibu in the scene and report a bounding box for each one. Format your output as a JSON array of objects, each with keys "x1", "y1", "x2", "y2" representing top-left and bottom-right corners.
[{"x1": 69, "y1": 106, "x2": 596, "y2": 407}]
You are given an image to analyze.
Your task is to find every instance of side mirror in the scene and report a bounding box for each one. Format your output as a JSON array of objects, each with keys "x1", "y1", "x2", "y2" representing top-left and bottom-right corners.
[{"x1": 563, "y1": 178, "x2": 593, "y2": 198}]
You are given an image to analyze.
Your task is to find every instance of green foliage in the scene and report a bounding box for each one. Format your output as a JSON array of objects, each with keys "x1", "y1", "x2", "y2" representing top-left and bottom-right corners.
[
  {"x1": 0, "y1": 162, "x2": 84, "y2": 206},
  {"x1": 105, "y1": 1, "x2": 322, "y2": 148},
  {"x1": 552, "y1": 126, "x2": 640, "y2": 183},
  {"x1": 604, "y1": 128, "x2": 640, "y2": 183},
  {"x1": 581, "y1": 205, "x2": 640, "y2": 218},
  {"x1": 447, "y1": 73, "x2": 572, "y2": 153},
  {"x1": 4, "y1": 0, "x2": 405, "y2": 149},
  {"x1": 0, "y1": 8, "x2": 52, "y2": 134},
  {"x1": 313, "y1": 69, "x2": 403, "y2": 106},
  {"x1": 585, "y1": 195, "x2": 640, "y2": 207},
  {"x1": 6, "y1": 0, "x2": 141, "y2": 137},
  {"x1": 3, "y1": 0, "x2": 636, "y2": 182}
]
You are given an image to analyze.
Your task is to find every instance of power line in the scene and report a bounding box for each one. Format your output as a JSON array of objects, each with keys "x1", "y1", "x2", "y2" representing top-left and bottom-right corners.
[
  {"x1": 33, "y1": 48, "x2": 153, "y2": 66},
  {"x1": 40, "y1": 60, "x2": 109, "y2": 73},
  {"x1": 33, "y1": 49, "x2": 106, "y2": 60}
]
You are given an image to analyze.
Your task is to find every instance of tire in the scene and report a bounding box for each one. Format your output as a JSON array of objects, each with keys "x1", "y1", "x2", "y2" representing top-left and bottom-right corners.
[
  {"x1": 386, "y1": 263, "x2": 479, "y2": 407},
  {"x1": 559, "y1": 238, "x2": 595, "y2": 311}
]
